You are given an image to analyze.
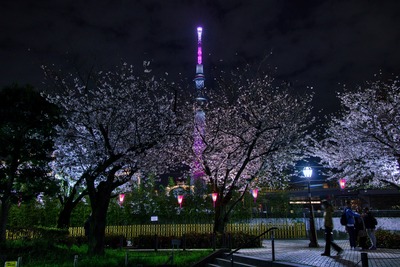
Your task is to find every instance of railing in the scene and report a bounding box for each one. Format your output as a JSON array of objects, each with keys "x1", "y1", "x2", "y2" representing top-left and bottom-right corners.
[{"x1": 226, "y1": 227, "x2": 278, "y2": 266}]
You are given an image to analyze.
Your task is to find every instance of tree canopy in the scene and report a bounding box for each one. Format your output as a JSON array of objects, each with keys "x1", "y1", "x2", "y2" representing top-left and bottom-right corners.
[
  {"x1": 314, "y1": 77, "x2": 400, "y2": 189},
  {"x1": 178, "y1": 65, "x2": 315, "y2": 233},
  {"x1": 0, "y1": 84, "x2": 60, "y2": 242},
  {"x1": 42, "y1": 63, "x2": 189, "y2": 255}
]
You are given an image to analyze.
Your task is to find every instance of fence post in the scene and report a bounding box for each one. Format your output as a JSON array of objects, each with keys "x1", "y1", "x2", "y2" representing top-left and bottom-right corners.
[
  {"x1": 271, "y1": 229, "x2": 275, "y2": 262},
  {"x1": 154, "y1": 234, "x2": 158, "y2": 252},
  {"x1": 361, "y1": 252, "x2": 368, "y2": 267}
]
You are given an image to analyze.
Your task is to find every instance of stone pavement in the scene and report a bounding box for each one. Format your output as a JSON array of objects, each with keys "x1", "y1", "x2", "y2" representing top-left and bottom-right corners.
[{"x1": 236, "y1": 239, "x2": 400, "y2": 267}]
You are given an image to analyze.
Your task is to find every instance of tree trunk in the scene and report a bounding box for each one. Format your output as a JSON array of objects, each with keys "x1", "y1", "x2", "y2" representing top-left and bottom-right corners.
[
  {"x1": 212, "y1": 188, "x2": 246, "y2": 235},
  {"x1": 213, "y1": 201, "x2": 228, "y2": 234},
  {"x1": 87, "y1": 185, "x2": 112, "y2": 256},
  {"x1": 57, "y1": 190, "x2": 87, "y2": 229},
  {"x1": 0, "y1": 196, "x2": 10, "y2": 243},
  {"x1": 57, "y1": 203, "x2": 74, "y2": 229}
]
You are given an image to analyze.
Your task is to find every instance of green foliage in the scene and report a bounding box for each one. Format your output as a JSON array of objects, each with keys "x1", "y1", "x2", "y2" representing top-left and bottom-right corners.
[
  {"x1": 130, "y1": 232, "x2": 261, "y2": 249},
  {"x1": 0, "y1": 240, "x2": 211, "y2": 267},
  {"x1": 104, "y1": 234, "x2": 126, "y2": 248},
  {"x1": 0, "y1": 84, "x2": 61, "y2": 199},
  {"x1": 6, "y1": 226, "x2": 68, "y2": 242},
  {"x1": 0, "y1": 84, "x2": 61, "y2": 242},
  {"x1": 8, "y1": 196, "x2": 60, "y2": 228},
  {"x1": 376, "y1": 229, "x2": 400, "y2": 249},
  {"x1": 184, "y1": 233, "x2": 213, "y2": 248}
]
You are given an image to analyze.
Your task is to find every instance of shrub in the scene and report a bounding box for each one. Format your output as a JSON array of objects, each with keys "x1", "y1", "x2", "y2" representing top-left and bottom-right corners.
[
  {"x1": 375, "y1": 229, "x2": 400, "y2": 249},
  {"x1": 104, "y1": 235, "x2": 126, "y2": 248},
  {"x1": 6, "y1": 226, "x2": 68, "y2": 241},
  {"x1": 129, "y1": 232, "x2": 261, "y2": 250}
]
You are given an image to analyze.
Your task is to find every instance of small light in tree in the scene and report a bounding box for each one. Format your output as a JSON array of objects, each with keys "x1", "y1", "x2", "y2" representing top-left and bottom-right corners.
[
  {"x1": 212, "y1": 192, "x2": 218, "y2": 207},
  {"x1": 119, "y1": 194, "x2": 125, "y2": 206},
  {"x1": 252, "y1": 188, "x2": 258, "y2": 203},
  {"x1": 339, "y1": 178, "x2": 346, "y2": 190},
  {"x1": 177, "y1": 194, "x2": 184, "y2": 209}
]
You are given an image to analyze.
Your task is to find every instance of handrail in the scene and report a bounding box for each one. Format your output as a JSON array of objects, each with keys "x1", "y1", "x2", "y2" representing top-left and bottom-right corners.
[{"x1": 226, "y1": 227, "x2": 278, "y2": 266}]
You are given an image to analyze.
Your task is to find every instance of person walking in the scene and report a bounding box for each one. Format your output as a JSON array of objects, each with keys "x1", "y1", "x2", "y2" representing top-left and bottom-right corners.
[
  {"x1": 363, "y1": 207, "x2": 377, "y2": 250},
  {"x1": 344, "y1": 200, "x2": 360, "y2": 250},
  {"x1": 321, "y1": 200, "x2": 343, "y2": 256}
]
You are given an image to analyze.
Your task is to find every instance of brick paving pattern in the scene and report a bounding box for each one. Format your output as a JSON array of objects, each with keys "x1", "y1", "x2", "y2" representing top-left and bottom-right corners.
[{"x1": 236, "y1": 239, "x2": 400, "y2": 267}]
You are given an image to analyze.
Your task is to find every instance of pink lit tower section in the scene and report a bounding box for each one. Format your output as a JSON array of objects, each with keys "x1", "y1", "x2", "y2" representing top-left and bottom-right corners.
[{"x1": 192, "y1": 26, "x2": 206, "y2": 181}]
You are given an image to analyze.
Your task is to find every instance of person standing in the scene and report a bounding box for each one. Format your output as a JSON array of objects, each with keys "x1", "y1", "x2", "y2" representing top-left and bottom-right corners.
[
  {"x1": 355, "y1": 207, "x2": 368, "y2": 250},
  {"x1": 321, "y1": 200, "x2": 343, "y2": 256},
  {"x1": 344, "y1": 200, "x2": 360, "y2": 250},
  {"x1": 363, "y1": 207, "x2": 377, "y2": 250}
]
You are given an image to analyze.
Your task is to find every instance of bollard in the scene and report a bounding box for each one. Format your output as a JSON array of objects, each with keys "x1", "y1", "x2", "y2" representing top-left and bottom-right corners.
[
  {"x1": 17, "y1": 257, "x2": 22, "y2": 267},
  {"x1": 125, "y1": 251, "x2": 128, "y2": 267},
  {"x1": 73, "y1": 255, "x2": 78, "y2": 267},
  {"x1": 212, "y1": 233, "x2": 216, "y2": 251},
  {"x1": 361, "y1": 252, "x2": 368, "y2": 267},
  {"x1": 271, "y1": 230, "x2": 275, "y2": 261},
  {"x1": 182, "y1": 234, "x2": 186, "y2": 251}
]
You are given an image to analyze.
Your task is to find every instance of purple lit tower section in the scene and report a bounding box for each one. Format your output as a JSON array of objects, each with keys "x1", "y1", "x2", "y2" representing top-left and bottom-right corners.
[{"x1": 192, "y1": 26, "x2": 206, "y2": 181}]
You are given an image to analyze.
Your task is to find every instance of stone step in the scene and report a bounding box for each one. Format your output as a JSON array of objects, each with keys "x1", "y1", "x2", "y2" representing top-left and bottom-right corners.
[
  {"x1": 215, "y1": 257, "x2": 256, "y2": 267},
  {"x1": 208, "y1": 254, "x2": 304, "y2": 267}
]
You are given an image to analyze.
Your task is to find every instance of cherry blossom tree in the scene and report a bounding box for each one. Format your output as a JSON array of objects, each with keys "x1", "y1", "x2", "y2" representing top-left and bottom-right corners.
[
  {"x1": 42, "y1": 63, "x2": 189, "y2": 255},
  {"x1": 313, "y1": 77, "x2": 400, "y2": 190},
  {"x1": 179, "y1": 65, "x2": 315, "y2": 233}
]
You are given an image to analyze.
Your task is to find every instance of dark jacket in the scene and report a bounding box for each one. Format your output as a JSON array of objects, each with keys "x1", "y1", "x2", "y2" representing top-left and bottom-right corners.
[
  {"x1": 354, "y1": 216, "x2": 365, "y2": 232},
  {"x1": 363, "y1": 211, "x2": 377, "y2": 229}
]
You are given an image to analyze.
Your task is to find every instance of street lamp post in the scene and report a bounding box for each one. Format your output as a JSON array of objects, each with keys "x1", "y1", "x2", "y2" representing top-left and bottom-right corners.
[{"x1": 303, "y1": 167, "x2": 319, "y2": 248}]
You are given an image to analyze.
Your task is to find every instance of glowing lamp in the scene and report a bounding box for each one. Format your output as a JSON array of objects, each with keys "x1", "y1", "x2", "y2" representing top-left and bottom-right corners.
[
  {"x1": 339, "y1": 178, "x2": 346, "y2": 190},
  {"x1": 303, "y1": 167, "x2": 312, "y2": 178},
  {"x1": 252, "y1": 189, "x2": 258, "y2": 202},
  {"x1": 119, "y1": 194, "x2": 125, "y2": 206},
  {"x1": 177, "y1": 194, "x2": 184, "y2": 208},
  {"x1": 212, "y1": 192, "x2": 218, "y2": 207}
]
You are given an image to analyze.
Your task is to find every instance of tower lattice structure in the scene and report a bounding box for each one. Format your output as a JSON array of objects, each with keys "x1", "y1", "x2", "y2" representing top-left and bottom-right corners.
[{"x1": 192, "y1": 26, "x2": 206, "y2": 181}]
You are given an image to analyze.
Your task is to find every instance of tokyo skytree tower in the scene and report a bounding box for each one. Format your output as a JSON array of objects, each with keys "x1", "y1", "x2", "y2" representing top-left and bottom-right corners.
[{"x1": 192, "y1": 26, "x2": 206, "y2": 181}]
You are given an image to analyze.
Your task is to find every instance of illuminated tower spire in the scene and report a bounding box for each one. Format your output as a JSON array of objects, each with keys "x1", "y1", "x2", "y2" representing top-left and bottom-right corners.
[
  {"x1": 194, "y1": 26, "x2": 205, "y2": 101},
  {"x1": 192, "y1": 26, "x2": 206, "y2": 180}
]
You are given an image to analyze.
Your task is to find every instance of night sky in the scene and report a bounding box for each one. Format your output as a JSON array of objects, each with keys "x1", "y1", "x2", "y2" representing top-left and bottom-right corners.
[{"x1": 1, "y1": 0, "x2": 400, "y2": 114}]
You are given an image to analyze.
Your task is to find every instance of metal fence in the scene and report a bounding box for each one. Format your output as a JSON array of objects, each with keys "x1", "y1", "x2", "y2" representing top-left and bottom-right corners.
[{"x1": 68, "y1": 222, "x2": 306, "y2": 239}]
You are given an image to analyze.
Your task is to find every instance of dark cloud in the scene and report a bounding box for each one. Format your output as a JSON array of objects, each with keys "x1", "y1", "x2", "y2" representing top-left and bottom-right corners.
[{"x1": 1, "y1": 0, "x2": 400, "y2": 114}]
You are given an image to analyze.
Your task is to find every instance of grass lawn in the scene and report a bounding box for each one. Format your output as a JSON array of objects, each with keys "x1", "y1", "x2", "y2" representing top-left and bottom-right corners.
[{"x1": 1, "y1": 241, "x2": 213, "y2": 267}]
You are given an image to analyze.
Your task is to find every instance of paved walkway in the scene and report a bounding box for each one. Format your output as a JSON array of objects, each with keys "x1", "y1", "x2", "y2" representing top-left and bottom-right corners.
[{"x1": 237, "y1": 239, "x2": 400, "y2": 267}]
